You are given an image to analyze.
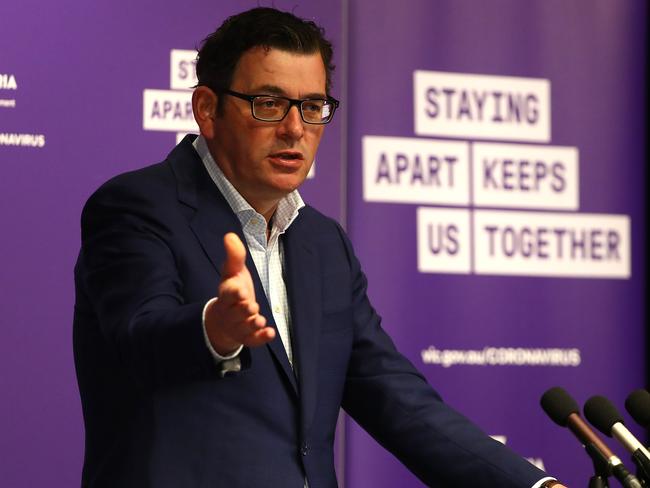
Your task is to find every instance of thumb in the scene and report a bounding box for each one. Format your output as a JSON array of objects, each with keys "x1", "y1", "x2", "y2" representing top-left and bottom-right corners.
[{"x1": 222, "y1": 232, "x2": 247, "y2": 277}]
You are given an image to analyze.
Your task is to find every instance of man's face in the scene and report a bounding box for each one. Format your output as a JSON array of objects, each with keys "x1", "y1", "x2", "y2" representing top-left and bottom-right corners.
[{"x1": 207, "y1": 47, "x2": 327, "y2": 213}]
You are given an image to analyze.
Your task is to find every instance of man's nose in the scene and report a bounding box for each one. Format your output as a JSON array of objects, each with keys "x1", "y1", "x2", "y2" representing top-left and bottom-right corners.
[{"x1": 277, "y1": 105, "x2": 304, "y2": 140}]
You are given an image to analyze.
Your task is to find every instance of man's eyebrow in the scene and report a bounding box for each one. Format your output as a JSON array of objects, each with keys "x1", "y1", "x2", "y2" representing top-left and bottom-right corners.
[
  {"x1": 252, "y1": 84, "x2": 285, "y2": 95},
  {"x1": 251, "y1": 84, "x2": 327, "y2": 99}
]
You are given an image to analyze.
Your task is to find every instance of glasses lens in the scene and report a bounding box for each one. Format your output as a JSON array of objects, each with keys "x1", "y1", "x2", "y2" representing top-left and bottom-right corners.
[
  {"x1": 301, "y1": 100, "x2": 332, "y2": 124},
  {"x1": 252, "y1": 96, "x2": 290, "y2": 121},
  {"x1": 251, "y1": 95, "x2": 335, "y2": 124}
]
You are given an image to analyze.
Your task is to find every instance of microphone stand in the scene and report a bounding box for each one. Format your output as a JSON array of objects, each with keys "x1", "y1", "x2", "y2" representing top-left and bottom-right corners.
[
  {"x1": 631, "y1": 451, "x2": 650, "y2": 486},
  {"x1": 585, "y1": 443, "x2": 610, "y2": 488}
]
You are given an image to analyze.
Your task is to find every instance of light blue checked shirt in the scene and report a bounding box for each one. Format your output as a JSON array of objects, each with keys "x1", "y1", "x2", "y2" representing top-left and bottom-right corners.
[{"x1": 194, "y1": 135, "x2": 304, "y2": 369}]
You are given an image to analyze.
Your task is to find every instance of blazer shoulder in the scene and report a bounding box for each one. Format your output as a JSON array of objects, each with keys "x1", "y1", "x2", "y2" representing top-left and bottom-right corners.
[
  {"x1": 88, "y1": 160, "x2": 174, "y2": 204},
  {"x1": 83, "y1": 137, "x2": 203, "y2": 214}
]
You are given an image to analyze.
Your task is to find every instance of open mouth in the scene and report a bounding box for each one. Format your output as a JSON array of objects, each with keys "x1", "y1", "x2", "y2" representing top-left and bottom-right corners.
[{"x1": 270, "y1": 151, "x2": 303, "y2": 161}]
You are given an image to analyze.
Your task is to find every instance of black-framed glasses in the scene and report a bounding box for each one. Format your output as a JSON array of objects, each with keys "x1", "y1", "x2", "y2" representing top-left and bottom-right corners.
[{"x1": 222, "y1": 89, "x2": 339, "y2": 124}]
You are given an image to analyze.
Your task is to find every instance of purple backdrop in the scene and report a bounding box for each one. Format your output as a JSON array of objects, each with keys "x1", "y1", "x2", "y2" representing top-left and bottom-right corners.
[
  {"x1": 0, "y1": 1, "x2": 646, "y2": 487},
  {"x1": 0, "y1": 1, "x2": 342, "y2": 486},
  {"x1": 345, "y1": 1, "x2": 646, "y2": 487}
]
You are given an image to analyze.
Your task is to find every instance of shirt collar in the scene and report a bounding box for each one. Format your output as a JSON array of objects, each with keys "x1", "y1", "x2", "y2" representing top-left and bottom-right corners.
[{"x1": 192, "y1": 135, "x2": 304, "y2": 234}]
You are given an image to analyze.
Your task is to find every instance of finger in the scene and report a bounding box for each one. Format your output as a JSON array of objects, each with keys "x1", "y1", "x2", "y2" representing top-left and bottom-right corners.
[
  {"x1": 222, "y1": 232, "x2": 247, "y2": 278},
  {"x1": 244, "y1": 300, "x2": 259, "y2": 316},
  {"x1": 218, "y1": 277, "x2": 250, "y2": 305},
  {"x1": 225, "y1": 303, "x2": 262, "y2": 326},
  {"x1": 220, "y1": 315, "x2": 269, "y2": 346},
  {"x1": 243, "y1": 311, "x2": 266, "y2": 329},
  {"x1": 253, "y1": 313, "x2": 266, "y2": 328},
  {"x1": 243, "y1": 326, "x2": 276, "y2": 347}
]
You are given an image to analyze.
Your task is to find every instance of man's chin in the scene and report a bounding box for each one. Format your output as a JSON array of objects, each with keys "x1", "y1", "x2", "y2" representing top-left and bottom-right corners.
[{"x1": 271, "y1": 172, "x2": 309, "y2": 191}]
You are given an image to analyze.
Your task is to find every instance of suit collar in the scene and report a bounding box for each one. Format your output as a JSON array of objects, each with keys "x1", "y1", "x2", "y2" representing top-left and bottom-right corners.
[
  {"x1": 168, "y1": 135, "x2": 241, "y2": 274},
  {"x1": 193, "y1": 134, "x2": 306, "y2": 235}
]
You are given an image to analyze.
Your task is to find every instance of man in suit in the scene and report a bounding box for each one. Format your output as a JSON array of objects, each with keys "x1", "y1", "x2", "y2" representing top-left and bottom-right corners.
[{"x1": 73, "y1": 7, "x2": 565, "y2": 488}]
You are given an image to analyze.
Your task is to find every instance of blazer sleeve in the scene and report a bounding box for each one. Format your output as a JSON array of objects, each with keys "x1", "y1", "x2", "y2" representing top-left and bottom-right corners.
[
  {"x1": 336, "y1": 225, "x2": 547, "y2": 487},
  {"x1": 75, "y1": 176, "x2": 217, "y2": 390}
]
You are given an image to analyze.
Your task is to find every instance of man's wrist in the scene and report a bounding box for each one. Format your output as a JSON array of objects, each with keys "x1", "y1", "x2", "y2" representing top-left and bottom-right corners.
[
  {"x1": 539, "y1": 480, "x2": 561, "y2": 488},
  {"x1": 532, "y1": 477, "x2": 562, "y2": 488},
  {"x1": 202, "y1": 297, "x2": 243, "y2": 361}
]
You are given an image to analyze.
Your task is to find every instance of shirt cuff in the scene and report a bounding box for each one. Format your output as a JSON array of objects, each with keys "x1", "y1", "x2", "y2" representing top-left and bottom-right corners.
[
  {"x1": 531, "y1": 477, "x2": 558, "y2": 488},
  {"x1": 202, "y1": 297, "x2": 243, "y2": 362}
]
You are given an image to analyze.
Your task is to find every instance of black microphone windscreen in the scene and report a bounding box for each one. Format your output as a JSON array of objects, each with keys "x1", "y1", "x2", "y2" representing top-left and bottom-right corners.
[
  {"x1": 541, "y1": 387, "x2": 580, "y2": 426},
  {"x1": 584, "y1": 395, "x2": 625, "y2": 436},
  {"x1": 625, "y1": 389, "x2": 650, "y2": 428}
]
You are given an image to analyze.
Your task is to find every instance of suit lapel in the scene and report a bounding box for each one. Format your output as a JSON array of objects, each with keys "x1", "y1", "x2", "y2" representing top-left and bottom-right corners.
[
  {"x1": 171, "y1": 135, "x2": 239, "y2": 274},
  {"x1": 169, "y1": 136, "x2": 298, "y2": 394},
  {"x1": 284, "y1": 216, "x2": 321, "y2": 436}
]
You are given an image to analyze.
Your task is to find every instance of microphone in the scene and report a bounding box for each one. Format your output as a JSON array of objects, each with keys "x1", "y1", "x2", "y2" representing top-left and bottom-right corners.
[
  {"x1": 541, "y1": 387, "x2": 642, "y2": 488},
  {"x1": 585, "y1": 395, "x2": 650, "y2": 483},
  {"x1": 626, "y1": 389, "x2": 650, "y2": 429}
]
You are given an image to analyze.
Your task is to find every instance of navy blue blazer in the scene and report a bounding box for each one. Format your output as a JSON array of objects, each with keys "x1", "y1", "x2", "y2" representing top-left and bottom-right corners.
[{"x1": 73, "y1": 136, "x2": 546, "y2": 487}]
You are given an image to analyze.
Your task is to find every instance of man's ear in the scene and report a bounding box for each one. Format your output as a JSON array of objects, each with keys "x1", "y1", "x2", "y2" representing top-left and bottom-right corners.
[{"x1": 192, "y1": 86, "x2": 218, "y2": 139}]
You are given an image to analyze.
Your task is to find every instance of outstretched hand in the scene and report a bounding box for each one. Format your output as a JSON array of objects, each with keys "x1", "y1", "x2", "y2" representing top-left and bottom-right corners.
[{"x1": 204, "y1": 233, "x2": 275, "y2": 355}]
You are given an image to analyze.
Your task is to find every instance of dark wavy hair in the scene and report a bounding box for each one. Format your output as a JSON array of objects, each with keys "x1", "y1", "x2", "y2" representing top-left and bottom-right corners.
[{"x1": 196, "y1": 7, "x2": 335, "y2": 95}]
